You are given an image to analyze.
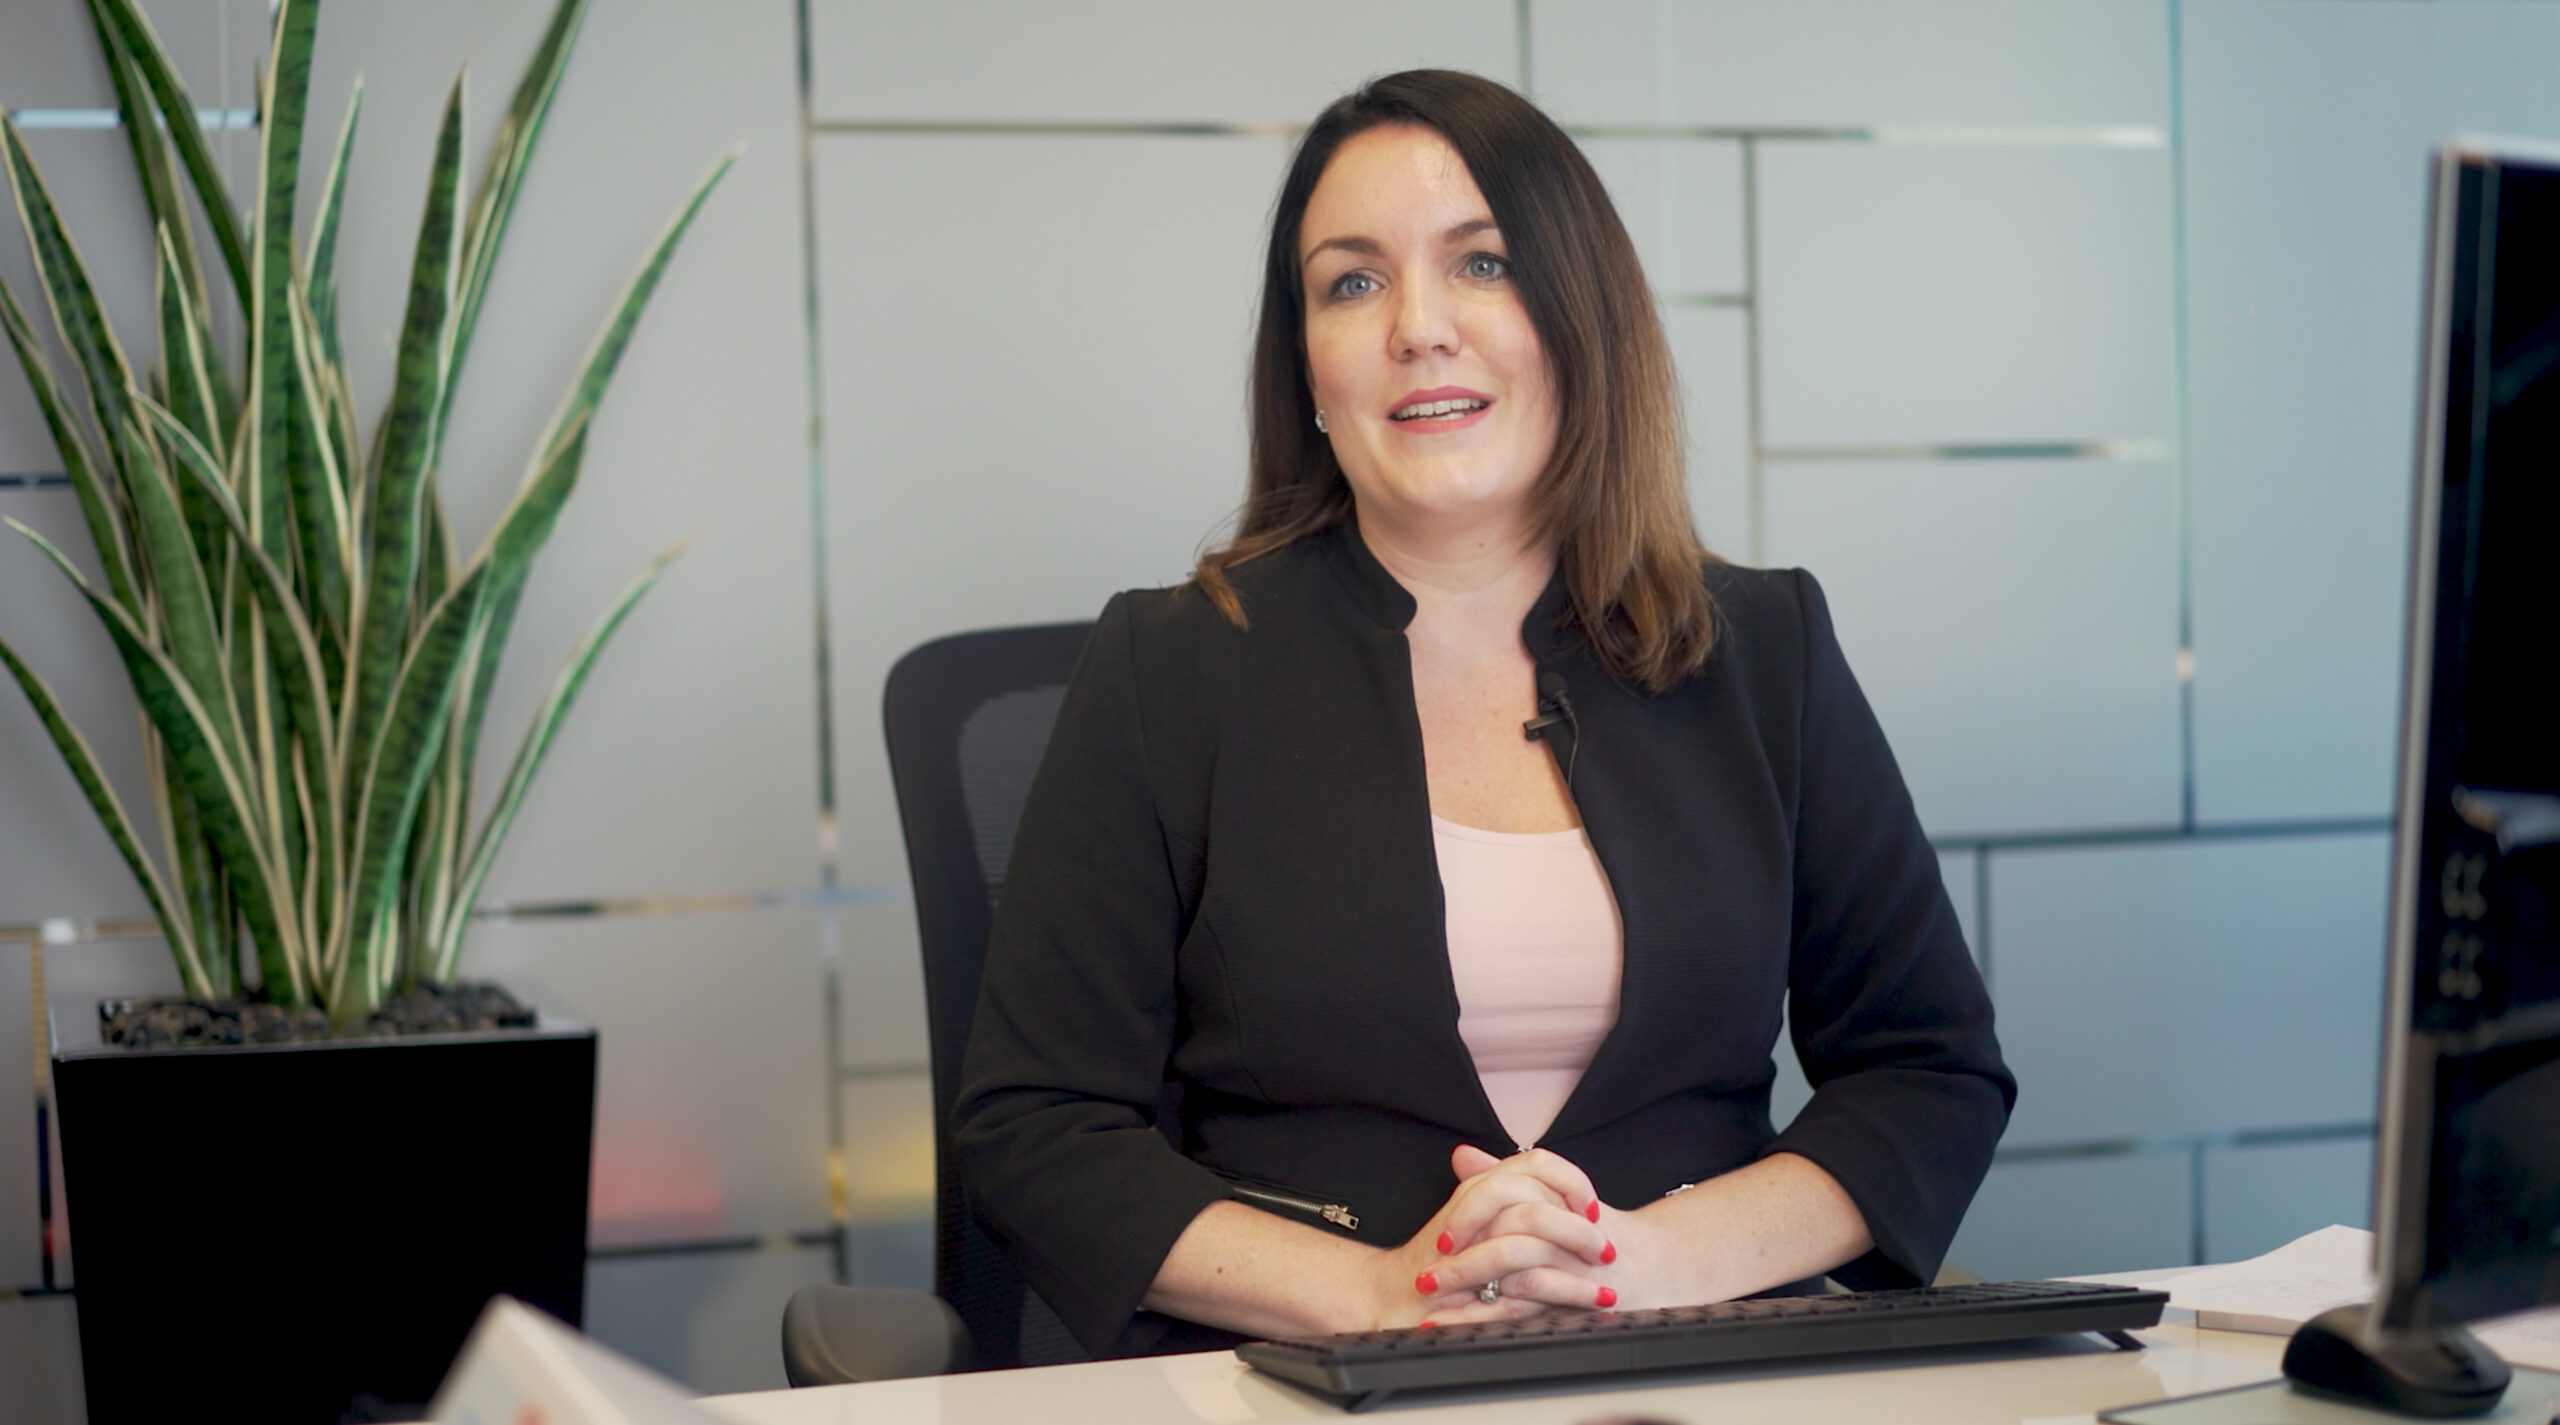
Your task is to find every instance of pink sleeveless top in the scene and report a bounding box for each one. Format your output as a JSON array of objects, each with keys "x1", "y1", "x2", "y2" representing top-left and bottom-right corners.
[{"x1": 1432, "y1": 815, "x2": 1625, "y2": 1148}]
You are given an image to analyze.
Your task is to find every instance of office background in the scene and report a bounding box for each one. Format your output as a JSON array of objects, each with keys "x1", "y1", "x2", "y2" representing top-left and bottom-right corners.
[{"x1": 1, "y1": 0, "x2": 2551, "y2": 1413}]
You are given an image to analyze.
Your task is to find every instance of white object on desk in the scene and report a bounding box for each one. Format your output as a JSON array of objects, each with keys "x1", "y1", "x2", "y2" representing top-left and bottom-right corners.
[
  {"x1": 2148, "y1": 1225, "x2": 2560, "y2": 1372},
  {"x1": 429, "y1": 1296, "x2": 722, "y2": 1425}
]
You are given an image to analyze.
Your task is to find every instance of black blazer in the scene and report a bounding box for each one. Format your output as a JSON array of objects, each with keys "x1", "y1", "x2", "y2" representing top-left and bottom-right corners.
[{"x1": 953, "y1": 523, "x2": 2015, "y2": 1358}]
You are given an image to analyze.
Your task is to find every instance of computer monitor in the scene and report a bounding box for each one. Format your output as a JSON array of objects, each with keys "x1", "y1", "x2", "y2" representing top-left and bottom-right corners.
[{"x1": 2279, "y1": 133, "x2": 2560, "y2": 1418}]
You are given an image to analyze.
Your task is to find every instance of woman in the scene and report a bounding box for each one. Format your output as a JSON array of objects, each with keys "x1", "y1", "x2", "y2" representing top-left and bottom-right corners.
[{"x1": 952, "y1": 69, "x2": 2012, "y2": 1359}]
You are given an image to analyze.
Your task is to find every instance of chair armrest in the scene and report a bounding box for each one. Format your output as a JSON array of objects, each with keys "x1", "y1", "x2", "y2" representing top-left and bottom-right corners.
[{"x1": 781, "y1": 1284, "x2": 976, "y2": 1386}]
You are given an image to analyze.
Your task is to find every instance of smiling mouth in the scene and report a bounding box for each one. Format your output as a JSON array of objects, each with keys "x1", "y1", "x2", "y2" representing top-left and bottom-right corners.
[{"x1": 1389, "y1": 397, "x2": 1489, "y2": 422}]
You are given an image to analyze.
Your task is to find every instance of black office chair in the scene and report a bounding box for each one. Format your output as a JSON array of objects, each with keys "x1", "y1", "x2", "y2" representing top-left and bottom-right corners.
[{"x1": 782, "y1": 622, "x2": 1097, "y2": 1387}]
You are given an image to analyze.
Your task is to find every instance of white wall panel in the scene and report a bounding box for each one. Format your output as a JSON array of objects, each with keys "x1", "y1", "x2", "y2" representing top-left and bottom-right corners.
[
  {"x1": 0, "y1": 0, "x2": 265, "y2": 112},
  {"x1": 1531, "y1": 0, "x2": 2166, "y2": 130},
  {"x1": 1992, "y1": 834, "x2": 2389, "y2": 1148},
  {"x1": 1667, "y1": 304, "x2": 1750, "y2": 559},
  {"x1": 0, "y1": 1294, "x2": 81, "y2": 1425},
  {"x1": 809, "y1": 0, "x2": 1517, "y2": 126},
  {"x1": 836, "y1": 899, "x2": 927, "y2": 1071},
  {"x1": 2182, "y1": 0, "x2": 2560, "y2": 824},
  {"x1": 1758, "y1": 144, "x2": 2173, "y2": 448},
  {"x1": 1764, "y1": 460, "x2": 2181, "y2": 838},
  {"x1": 463, "y1": 908, "x2": 830, "y2": 1248},
  {"x1": 818, "y1": 133, "x2": 1285, "y2": 884},
  {"x1": 585, "y1": 1243, "x2": 834, "y2": 1396},
  {"x1": 1577, "y1": 138, "x2": 1745, "y2": 296},
  {"x1": 841, "y1": 1068, "x2": 933, "y2": 1220},
  {"x1": 309, "y1": 0, "x2": 819, "y2": 901},
  {"x1": 2202, "y1": 1137, "x2": 2372, "y2": 1266},
  {"x1": 1951, "y1": 1151, "x2": 2192, "y2": 1282}
]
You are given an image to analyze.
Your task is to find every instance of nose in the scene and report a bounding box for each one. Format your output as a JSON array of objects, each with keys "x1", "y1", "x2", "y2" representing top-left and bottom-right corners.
[{"x1": 1390, "y1": 275, "x2": 1460, "y2": 361}]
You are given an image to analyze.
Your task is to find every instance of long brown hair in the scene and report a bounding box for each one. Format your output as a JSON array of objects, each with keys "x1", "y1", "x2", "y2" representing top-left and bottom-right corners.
[{"x1": 1191, "y1": 69, "x2": 1718, "y2": 692}]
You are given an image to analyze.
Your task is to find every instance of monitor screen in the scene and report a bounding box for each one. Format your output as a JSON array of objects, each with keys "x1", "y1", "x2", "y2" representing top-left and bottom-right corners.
[{"x1": 2375, "y1": 136, "x2": 2560, "y2": 1329}]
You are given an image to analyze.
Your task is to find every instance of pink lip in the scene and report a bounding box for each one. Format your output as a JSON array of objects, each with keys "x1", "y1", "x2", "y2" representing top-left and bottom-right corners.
[{"x1": 1386, "y1": 386, "x2": 1494, "y2": 433}]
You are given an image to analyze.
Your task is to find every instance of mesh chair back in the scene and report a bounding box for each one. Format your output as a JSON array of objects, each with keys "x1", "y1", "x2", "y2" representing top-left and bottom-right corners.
[{"x1": 881, "y1": 622, "x2": 1096, "y2": 1370}]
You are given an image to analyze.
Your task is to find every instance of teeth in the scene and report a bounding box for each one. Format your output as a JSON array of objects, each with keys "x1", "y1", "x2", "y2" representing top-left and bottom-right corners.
[{"x1": 1391, "y1": 397, "x2": 1487, "y2": 421}]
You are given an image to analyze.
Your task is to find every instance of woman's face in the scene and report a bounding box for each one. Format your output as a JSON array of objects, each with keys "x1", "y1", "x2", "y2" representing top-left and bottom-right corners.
[{"x1": 1297, "y1": 123, "x2": 1558, "y2": 539}]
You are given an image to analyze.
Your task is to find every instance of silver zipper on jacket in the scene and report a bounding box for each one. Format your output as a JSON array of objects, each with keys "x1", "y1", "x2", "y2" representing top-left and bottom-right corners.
[{"x1": 1227, "y1": 1182, "x2": 1359, "y2": 1232}]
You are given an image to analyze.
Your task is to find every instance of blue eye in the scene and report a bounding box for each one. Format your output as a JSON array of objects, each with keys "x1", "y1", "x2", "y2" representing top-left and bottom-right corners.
[
  {"x1": 1329, "y1": 272, "x2": 1378, "y2": 300},
  {"x1": 1464, "y1": 253, "x2": 1509, "y2": 280}
]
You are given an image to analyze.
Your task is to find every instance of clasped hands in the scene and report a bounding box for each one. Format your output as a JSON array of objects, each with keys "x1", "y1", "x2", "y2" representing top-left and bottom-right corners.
[{"x1": 1382, "y1": 1144, "x2": 1655, "y2": 1328}]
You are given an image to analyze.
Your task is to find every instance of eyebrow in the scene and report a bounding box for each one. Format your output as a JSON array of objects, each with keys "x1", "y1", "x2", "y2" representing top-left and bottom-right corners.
[{"x1": 1300, "y1": 216, "x2": 1501, "y2": 269}]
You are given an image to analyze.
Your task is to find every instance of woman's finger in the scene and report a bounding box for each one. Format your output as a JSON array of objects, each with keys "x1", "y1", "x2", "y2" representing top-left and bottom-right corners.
[
  {"x1": 1415, "y1": 1293, "x2": 1550, "y2": 1328},
  {"x1": 1464, "y1": 1198, "x2": 1612, "y2": 1264},
  {"x1": 1423, "y1": 1229, "x2": 1587, "y2": 1300},
  {"x1": 1488, "y1": 1264, "x2": 1619, "y2": 1312},
  {"x1": 1440, "y1": 1147, "x2": 1599, "y2": 1245}
]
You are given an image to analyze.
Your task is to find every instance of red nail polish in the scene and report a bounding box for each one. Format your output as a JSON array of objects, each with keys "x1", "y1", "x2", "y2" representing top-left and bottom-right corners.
[
  {"x1": 1436, "y1": 1231, "x2": 1454, "y2": 1254},
  {"x1": 1595, "y1": 1286, "x2": 1618, "y2": 1309},
  {"x1": 1585, "y1": 1200, "x2": 1601, "y2": 1222},
  {"x1": 1417, "y1": 1319, "x2": 1438, "y2": 1329},
  {"x1": 1415, "y1": 1271, "x2": 1438, "y2": 1296},
  {"x1": 1600, "y1": 1240, "x2": 1617, "y2": 1265}
]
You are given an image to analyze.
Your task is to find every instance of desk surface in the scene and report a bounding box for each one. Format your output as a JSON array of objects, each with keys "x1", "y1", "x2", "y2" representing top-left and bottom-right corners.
[{"x1": 702, "y1": 1314, "x2": 2300, "y2": 1425}]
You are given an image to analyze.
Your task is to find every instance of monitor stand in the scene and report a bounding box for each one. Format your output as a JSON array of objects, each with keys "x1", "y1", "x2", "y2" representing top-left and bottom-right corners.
[
  {"x1": 2283, "y1": 1306, "x2": 2512, "y2": 1417},
  {"x1": 2101, "y1": 1313, "x2": 2557, "y2": 1425}
]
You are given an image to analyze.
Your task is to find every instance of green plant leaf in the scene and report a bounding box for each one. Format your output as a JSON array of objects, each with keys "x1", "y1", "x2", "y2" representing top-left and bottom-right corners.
[
  {"x1": 346, "y1": 74, "x2": 465, "y2": 808},
  {"x1": 344, "y1": 562, "x2": 485, "y2": 1003},
  {"x1": 0, "y1": 637, "x2": 211, "y2": 996},
  {"x1": 436, "y1": 534, "x2": 685, "y2": 980},
  {"x1": 154, "y1": 225, "x2": 227, "y2": 573},
  {"x1": 5, "y1": 516, "x2": 308, "y2": 1004},
  {"x1": 92, "y1": 0, "x2": 251, "y2": 304},
  {"x1": 441, "y1": 0, "x2": 592, "y2": 443},
  {"x1": 136, "y1": 394, "x2": 336, "y2": 774},
  {"x1": 139, "y1": 390, "x2": 343, "y2": 957},
  {"x1": 0, "y1": 278, "x2": 138, "y2": 614},
  {"x1": 85, "y1": 0, "x2": 214, "y2": 338},
  {"x1": 245, "y1": 0, "x2": 318, "y2": 558},
  {"x1": 2, "y1": 115, "x2": 142, "y2": 475},
  {"x1": 152, "y1": 224, "x2": 221, "y2": 457},
  {"x1": 285, "y1": 278, "x2": 352, "y2": 643},
  {"x1": 306, "y1": 78, "x2": 362, "y2": 371},
  {"x1": 112, "y1": 416, "x2": 241, "y2": 764}
]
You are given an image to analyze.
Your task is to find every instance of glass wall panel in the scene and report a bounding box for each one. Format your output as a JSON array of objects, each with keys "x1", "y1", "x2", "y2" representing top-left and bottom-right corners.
[
  {"x1": 1531, "y1": 0, "x2": 2164, "y2": 129},
  {"x1": 1758, "y1": 144, "x2": 2172, "y2": 448},
  {"x1": 1991, "y1": 835, "x2": 2389, "y2": 1147},
  {"x1": 809, "y1": 0, "x2": 1516, "y2": 125},
  {"x1": 1952, "y1": 1151, "x2": 2192, "y2": 1282},
  {"x1": 2182, "y1": 0, "x2": 2560, "y2": 824},
  {"x1": 2202, "y1": 1137, "x2": 2372, "y2": 1266},
  {"x1": 1764, "y1": 459, "x2": 2181, "y2": 837}
]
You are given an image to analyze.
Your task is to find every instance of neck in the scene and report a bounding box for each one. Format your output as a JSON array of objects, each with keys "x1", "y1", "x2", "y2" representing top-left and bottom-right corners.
[{"x1": 1352, "y1": 501, "x2": 1554, "y2": 640}]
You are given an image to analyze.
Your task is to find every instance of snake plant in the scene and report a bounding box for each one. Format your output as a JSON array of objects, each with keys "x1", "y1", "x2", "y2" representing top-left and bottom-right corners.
[{"x1": 0, "y1": 0, "x2": 729, "y2": 1025}]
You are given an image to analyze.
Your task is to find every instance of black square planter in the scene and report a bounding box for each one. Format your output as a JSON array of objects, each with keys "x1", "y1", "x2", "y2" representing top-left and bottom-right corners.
[{"x1": 51, "y1": 1011, "x2": 598, "y2": 1424}]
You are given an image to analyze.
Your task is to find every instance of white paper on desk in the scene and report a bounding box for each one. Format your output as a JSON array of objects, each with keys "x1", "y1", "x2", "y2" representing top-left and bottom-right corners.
[
  {"x1": 2148, "y1": 1225, "x2": 2560, "y2": 1372},
  {"x1": 428, "y1": 1296, "x2": 720, "y2": 1424}
]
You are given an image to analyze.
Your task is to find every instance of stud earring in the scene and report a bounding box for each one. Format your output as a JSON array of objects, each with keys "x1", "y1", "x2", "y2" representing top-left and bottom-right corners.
[{"x1": 1313, "y1": 409, "x2": 1329, "y2": 434}]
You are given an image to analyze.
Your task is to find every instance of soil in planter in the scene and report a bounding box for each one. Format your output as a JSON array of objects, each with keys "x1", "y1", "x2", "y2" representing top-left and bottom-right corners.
[{"x1": 98, "y1": 981, "x2": 538, "y2": 1048}]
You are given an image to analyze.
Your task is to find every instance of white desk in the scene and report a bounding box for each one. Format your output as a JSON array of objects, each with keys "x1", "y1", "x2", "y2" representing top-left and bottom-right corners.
[{"x1": 701, "y1": 1313, "x2": 2302, "y2": 1425}]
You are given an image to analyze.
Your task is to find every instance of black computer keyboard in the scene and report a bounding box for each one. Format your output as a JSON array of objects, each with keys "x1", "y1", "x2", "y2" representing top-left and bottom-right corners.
[{"x1": 1236, "y1": 1279, "x2": 2169, "y2": 1409}]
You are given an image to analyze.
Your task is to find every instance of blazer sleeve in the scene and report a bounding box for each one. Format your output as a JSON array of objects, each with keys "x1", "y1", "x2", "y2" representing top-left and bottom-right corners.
[
  {"x1": 950, "y1": 593, "x2": 1232, "y2": 1356},
  {"x1": 1761, "y1": 569, "x2": 2017, "y2": 1288}
]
